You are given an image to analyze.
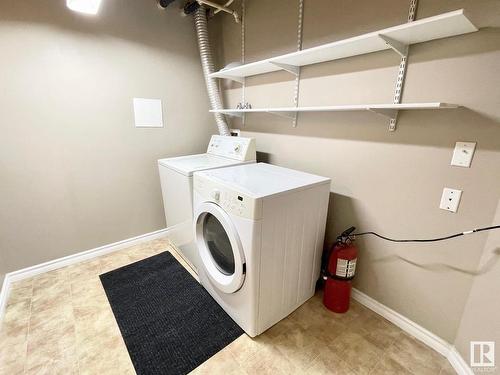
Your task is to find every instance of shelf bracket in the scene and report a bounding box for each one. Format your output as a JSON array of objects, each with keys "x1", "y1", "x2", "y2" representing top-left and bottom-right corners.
[
  {"x1": 220, "y1": 111, "x2": 245, "y2": 118},
  {"x1": 368, "y1": 108, "x2": 399, "y2": 120},
  {"x1": 267, "y1": 110, "x2": 297, "y2": 120},
  {"x1": 214, "y1": 73, "x2": 245, "y2": 84},
  {"x1": 378, "y1": 34, "x2": 408, "y2": 58},
  {"x1": 269, "y1": 61, "x2": 300, "y2": 76}
]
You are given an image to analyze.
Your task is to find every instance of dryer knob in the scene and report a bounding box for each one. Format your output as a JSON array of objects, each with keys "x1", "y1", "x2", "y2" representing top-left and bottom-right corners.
[{"x1": 211, "y1": 189, "x2": 221, "y2": 202}]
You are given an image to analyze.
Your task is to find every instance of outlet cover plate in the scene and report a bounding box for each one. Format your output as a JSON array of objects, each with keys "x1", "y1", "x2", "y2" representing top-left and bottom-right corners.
[
  {"x1": 440, "y1": 188, "x2": 462, "y2": 213},
  {"x1": 451, "y1": 142, "x2": 476, "y2": 168}
]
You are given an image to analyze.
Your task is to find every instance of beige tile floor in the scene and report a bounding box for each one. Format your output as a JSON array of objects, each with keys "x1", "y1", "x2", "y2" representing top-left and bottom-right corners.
[{"x1": 0, "y1": 238, "x2": 456, "y2": 375}]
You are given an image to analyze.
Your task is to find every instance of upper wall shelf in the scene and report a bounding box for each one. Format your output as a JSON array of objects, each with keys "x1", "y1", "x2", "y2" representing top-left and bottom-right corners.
[
  {"x1": 210, "y1": 102, "x2": 459, "y2": 120},
  {"x1": 209, "y1": 9, "x2": 478, "y2": 81}
]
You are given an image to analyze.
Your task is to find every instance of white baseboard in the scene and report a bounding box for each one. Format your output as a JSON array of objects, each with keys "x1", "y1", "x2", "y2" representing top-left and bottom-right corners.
[
  {"x1": 0, "y1": 275, "x2": 12, "y2": 326},
  {"x1": 0, "y1": 224, "x2": 185, "y2": 322},
  {"x1": 352, "y1": 288, "x2": 472, "y2": 375},
  {"x1": 352, "y1": 288, "x2": 451, "y2": 356},
  {"x1": 447, "y1": 346, "x2": 474, "y2": 375}
]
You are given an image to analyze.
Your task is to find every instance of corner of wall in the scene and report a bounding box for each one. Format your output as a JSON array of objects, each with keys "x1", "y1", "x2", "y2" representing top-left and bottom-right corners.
[{"x1": 453, "y1": 198, "x2": 500, "y2": 371}]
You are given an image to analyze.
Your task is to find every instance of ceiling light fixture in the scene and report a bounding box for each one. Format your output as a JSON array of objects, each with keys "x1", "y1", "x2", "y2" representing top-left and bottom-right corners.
[{"x1": 66, "y1": 0, "x2": 102, "y2": 15}]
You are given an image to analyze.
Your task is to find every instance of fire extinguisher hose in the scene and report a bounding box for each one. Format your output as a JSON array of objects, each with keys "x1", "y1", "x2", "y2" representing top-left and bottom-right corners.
[{"x1": 352, "y1": 225, "x2": 500, "y2": 243}]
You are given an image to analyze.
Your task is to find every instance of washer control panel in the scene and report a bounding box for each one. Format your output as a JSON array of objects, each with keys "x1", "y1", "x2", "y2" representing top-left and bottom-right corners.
[
  {"x1": 206, "y1": 135, "x2": 256, "y2": 162},
  {"x1": 194, "y1": 175, "x2": 262, "y2": 220}
]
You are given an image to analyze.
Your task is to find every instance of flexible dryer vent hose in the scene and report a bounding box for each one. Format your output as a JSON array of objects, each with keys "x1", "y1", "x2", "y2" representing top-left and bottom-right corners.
[{"x1": 193, "y1": 6, "x2": 231, "y2": 136}]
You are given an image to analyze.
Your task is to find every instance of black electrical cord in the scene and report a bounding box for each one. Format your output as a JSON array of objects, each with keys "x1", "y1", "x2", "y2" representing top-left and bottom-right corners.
[{"x1": 351, "y1": 225, "x2": 500, "y2": 243}]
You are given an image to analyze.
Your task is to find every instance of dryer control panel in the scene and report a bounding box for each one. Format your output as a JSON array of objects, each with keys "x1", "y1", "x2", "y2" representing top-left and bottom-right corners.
[
  {"x1": 194, "y1": 174, "x2": 262, "y2": 220},
  {"x1": 206, "y1": 135, "x2": 256, "y2": 162}
]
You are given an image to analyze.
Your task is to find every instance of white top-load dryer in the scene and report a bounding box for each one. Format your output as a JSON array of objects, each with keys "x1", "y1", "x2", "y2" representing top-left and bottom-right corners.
[
  {"x1": 158, "y1": 135, "x2": 255, "y2": 269},
  {"x1": 193, "y1": 163, "x2": 330, "y2": 337}
]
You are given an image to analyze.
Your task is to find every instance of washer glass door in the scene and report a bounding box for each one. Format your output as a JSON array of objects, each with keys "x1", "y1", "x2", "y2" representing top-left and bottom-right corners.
[{"x1": 195, "y1": 202, "x2": 245, "y2": 294}]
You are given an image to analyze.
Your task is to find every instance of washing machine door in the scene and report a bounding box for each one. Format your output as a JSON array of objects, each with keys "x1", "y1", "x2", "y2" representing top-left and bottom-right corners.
[{"x1": 194, "y1": 202, "x2": 246, "y2": 294}]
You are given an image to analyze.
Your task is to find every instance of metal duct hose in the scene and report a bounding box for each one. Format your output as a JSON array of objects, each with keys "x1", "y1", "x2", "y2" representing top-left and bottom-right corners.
[{"x1": 193, "y1": 6, "x2": 231, "y2": 136}]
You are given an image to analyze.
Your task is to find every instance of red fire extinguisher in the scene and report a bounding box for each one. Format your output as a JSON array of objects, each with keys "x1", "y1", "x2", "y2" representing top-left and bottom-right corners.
[{"x1": 323, "y1": 227, "x2": 358, "y2": 313}]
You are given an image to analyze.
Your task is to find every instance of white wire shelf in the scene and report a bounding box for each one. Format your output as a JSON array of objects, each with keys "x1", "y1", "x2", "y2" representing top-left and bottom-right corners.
[
  {"x1": 210, "y1": 102, "x2": 459, "y2": 120},
  {"x1": 209, "y1": 9, "x2": 477, "y2": 81}
]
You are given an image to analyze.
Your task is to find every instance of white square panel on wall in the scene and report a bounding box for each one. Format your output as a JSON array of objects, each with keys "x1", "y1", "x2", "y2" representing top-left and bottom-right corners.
[{"x1": 133, "y1": 98, "x2": 164, "y2": 128}]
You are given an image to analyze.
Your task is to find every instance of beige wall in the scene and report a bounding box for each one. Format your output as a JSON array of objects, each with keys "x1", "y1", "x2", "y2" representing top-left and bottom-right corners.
[
  {"x1": 0, "y1": 0, "x2": 216, "y2": 272},
  {"x1": 215, "y1": 0, "x2": 500, "y2": 343},
  {"x1": 454, "y1": 200, "x2": 500, "y2": 368}
]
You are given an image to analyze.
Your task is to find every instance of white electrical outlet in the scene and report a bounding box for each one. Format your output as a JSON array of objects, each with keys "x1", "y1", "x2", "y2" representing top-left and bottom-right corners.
[
  {"x1": 451, "y1": 142, "x2": 476, "y2": 168},
  {"x1": 439, "y1": 188, "x2": 462, "y2": 213}
]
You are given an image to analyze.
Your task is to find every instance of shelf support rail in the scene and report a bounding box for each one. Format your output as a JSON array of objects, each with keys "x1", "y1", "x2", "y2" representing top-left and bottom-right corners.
[
  {"x1": 238, "y1": 0, "x2": 248, "y2": 126},
  {"x1": 290, "y1": 0, "x2": 304, "y2": 127},
  {"x1": 389, "y1": 0, "x2": 418, "y2": 132}
]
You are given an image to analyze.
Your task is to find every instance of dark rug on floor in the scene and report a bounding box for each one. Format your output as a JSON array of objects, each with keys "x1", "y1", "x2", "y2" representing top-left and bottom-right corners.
[{"x1": 100, "y1": 251, "x2": 243, "y2": 375}]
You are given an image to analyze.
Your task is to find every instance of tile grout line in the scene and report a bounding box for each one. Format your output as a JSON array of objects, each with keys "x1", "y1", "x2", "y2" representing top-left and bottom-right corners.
[
  {"x1": 22, "y1": 279, "x2": 34, "y2": 375},
  {"x1": 366, "y1": 343, "x2": 394, "y2": 375},
  {"x1": 367, "y1": 329, "x2": 410, "y2": 374},
  {"x1": 69, "y1": 276, "x2": 81, "y2": 375},
  {"x1": 334, "y1": 314, "x2": 373, "y2": 375}
]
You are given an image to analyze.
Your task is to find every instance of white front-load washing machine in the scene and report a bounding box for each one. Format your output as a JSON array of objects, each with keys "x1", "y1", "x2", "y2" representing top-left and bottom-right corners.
[
  {"x1": 193, "y1": 163, "x2": 330, "y2": 337},
  {"x1": 158, "y1": 135, "x2": 255, "y2": 270}
]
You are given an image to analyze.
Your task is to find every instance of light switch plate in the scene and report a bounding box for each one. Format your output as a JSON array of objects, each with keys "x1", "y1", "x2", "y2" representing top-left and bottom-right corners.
[
  {"x1": 451, "y1": 141, "x2": 476, "y2": 168},
  {"x1": 133, "y1": 98, "x2": 163, "y2": 128},
  {"x1": 439, "y1": 188, "x2": 462, "y2": 213}
]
